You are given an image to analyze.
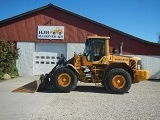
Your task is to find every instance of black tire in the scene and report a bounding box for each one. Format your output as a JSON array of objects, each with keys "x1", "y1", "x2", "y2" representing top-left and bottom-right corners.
[
  {"x1": 103, "y1": 80, "x2": 113, "y2": 93},
  {"x1": 52, "y1": 68, "x2": 77, "y2": 93},
  {"x1": 38, "y1": 74, "x2": 45, "y2": 91},
  {"x1": 104, "y1": 68, "x2": 132, "y2": 94}
]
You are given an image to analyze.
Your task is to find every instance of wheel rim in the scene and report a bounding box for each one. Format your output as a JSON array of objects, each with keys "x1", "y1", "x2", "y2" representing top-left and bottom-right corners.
[
  {"x1": 112, "y1": 75, "x2": 126, "y2": 89},
  {"x1": 58, "y1": 73, "x2": 71, "y2": 87}
]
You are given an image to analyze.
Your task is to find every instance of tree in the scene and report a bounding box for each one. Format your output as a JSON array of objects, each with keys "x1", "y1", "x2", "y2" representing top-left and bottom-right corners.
[{"x1": 0, "y1": 38, "x2": 19, "y2": 80}]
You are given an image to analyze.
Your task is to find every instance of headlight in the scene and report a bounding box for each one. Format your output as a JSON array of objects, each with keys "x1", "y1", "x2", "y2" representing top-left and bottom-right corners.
[
  {"x1": 137, "y1": 65, "x2": 141, "y2": 70},
  {"x1": 137, "y1": 60, "x2": 142, "y2": 70}
]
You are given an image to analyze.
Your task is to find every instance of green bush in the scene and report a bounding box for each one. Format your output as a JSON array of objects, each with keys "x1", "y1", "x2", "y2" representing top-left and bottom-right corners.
[{"x1": 0, "y1": 38, "x2": 19, "y2": 80}]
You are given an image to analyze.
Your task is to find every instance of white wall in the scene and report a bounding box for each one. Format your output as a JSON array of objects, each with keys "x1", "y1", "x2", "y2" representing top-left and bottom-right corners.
[
  {"x1": 16, "y1": 42, "x2": 35, "y2": 76},
  {"x1": 67, "y1": 43, "x2": 85, "y2": 60},
  {"x1": 135, "y1": 55, "x2": 160, "y2": 79}
]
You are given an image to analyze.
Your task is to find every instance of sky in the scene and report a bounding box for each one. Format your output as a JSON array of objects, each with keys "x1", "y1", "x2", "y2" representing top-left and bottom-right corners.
[{"x1": 0, "y1": 0, "x2": 160, "y2": 43}]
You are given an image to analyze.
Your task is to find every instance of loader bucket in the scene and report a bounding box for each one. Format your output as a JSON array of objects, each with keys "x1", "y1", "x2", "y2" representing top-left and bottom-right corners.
[{"x1": 12, "y1": 80, "x2": 41, "y2": 93}]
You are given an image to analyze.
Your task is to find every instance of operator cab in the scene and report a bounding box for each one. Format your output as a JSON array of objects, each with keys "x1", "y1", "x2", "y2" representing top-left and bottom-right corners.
[{"x1": 83, "y1": 36, "x2": 110, "y2": 61}]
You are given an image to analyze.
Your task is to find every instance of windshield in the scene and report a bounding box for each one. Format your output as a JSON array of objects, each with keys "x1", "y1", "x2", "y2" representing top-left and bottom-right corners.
[
  {"x1": 83, "y1": 38, "x2": 105, "y2": 61},
  {"x1": 83, "y1": 39, "x2": 92, "y2": 61}
]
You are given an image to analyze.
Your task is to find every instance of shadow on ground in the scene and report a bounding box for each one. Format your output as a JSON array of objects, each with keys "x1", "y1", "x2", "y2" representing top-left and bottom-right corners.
[
  {"x1": 37, "y1": 85, "x2": 110, "y2": 94},
  {"x1": 74, "y1": 85, "x2": 108, "y2": 94},
  {"x1": 148, "y1": 79, "x2": 160, "y2": 82}
]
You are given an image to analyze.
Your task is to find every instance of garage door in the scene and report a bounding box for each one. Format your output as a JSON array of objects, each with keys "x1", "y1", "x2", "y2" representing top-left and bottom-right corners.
[
  {"x1": 33, "y1": 43, "x2": 67, "y2": 75},
  {"x1": 33, "y1": 52, "x2": 60, "y2": 75}
]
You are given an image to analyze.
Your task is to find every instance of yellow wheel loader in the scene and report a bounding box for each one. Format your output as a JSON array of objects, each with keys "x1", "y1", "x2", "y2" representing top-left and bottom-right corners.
[{"x1": 13, "y1": 35, "x2": 149, "y2": 94}]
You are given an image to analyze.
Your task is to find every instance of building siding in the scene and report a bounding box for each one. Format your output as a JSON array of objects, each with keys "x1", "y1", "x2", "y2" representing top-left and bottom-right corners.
[
  {"x1": 135, "y1": 55, "x2": 160, "y2": 79},
  {"x1": 16, "y1": 42, "x2": 35, "y2": 76},
  {"x1": 1, "y1": 6, "x2": 160, "y2": 55},
  {"x1": 67, "y1": 43, "x2": 85, "y2": 60}
]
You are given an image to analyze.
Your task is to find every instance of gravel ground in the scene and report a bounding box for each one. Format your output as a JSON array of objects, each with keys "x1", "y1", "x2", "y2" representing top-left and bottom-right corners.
[{"x1": 0, "y1": 77, "x2": 160, "y2": 120}]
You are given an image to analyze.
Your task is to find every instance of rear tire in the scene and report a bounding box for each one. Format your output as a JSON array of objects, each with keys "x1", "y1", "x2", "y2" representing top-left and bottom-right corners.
[
  {"x1": 104, "y1": 68, "x2": 132, "y2": 94},
  {"x1": 52, "y1": 68, "x2": 77, "y2": 93}
]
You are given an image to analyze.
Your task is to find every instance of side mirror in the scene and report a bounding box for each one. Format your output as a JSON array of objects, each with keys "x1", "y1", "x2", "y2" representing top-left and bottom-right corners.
[{"x1": 112, "y1": 48, "x2": 117, "y2": 54}]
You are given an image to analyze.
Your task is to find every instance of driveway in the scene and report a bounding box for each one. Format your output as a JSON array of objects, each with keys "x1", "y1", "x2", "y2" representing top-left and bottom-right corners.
[{"x1": 0, "y1": 76, "x2": 160, "y2": 120}]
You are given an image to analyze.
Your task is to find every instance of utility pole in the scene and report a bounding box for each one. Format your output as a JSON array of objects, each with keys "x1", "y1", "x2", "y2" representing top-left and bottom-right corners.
[{"x1": 157, "y1": 33, "x2": 160, "y2": 44}]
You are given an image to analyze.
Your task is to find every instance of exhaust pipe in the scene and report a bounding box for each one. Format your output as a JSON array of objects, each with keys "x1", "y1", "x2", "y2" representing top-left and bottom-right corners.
[{"x1": 119, "y1": 42, "x2": 124, "y2": 55}]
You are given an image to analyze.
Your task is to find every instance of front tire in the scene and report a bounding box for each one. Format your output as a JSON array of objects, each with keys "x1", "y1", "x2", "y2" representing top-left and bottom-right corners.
[
  {"x1": 52, "y1": 68, "x2": 77, "y2": 93},
  {"x1": 104, "y1": 68, "x2": 132, "y2": 94}
]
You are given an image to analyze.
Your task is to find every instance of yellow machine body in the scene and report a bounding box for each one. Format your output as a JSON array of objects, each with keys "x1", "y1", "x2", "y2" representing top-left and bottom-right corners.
[{"x1": 73, "y1": 36, "x2": 149, "y2": 83}]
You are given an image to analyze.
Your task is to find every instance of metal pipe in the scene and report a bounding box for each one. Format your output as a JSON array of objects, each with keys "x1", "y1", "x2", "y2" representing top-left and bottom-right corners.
[{"x1": 119, "y1": 42, "x2": 124, "y2": 55}]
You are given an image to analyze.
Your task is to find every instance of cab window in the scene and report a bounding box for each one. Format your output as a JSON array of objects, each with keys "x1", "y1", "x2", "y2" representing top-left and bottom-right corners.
[{"x1": 93, "y1": 39, "x2": 105, "y2": 61}]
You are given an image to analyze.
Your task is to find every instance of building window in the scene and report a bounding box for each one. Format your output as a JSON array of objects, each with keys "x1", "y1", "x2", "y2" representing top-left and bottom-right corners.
[
  {"x1": 46, "y1": 61, "x2": 50, "y2": 64},
  {"x1": 36, "y1": 56, "x2": 39, "y2": 59},
  {"x1": 35, "y1": 61, "x2": 39, "y2": 64},
  {"x1": 41, "y1": 61, "x2": 44, "y2": 64},
  {"x1": 51, "y1": 56, "x2": 55, "y2": 59},
  {"x1": 46, "y1": 56, "x2": 50, "y2": 59},
  {"x1": 41, "y1": 56, "x2": 45, "y2": 59}
]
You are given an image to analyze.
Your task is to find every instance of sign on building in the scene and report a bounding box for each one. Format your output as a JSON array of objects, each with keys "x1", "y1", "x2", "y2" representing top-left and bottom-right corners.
[{"x1": 37, "y1": 26, "x2": 64, "y2": 39}]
